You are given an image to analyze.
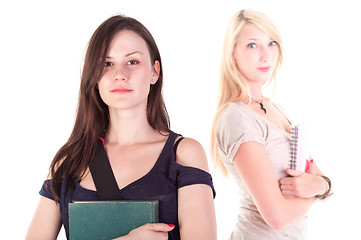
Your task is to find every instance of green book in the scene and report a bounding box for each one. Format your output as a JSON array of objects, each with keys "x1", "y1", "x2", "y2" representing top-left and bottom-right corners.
[{"x1": 68, "y1": 200, "x2": 159, "y2": 240}]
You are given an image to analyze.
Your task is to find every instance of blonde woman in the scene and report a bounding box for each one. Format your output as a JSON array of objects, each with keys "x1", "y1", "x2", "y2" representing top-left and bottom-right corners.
[{"x1": 211, "y1": 10, "x2": 332, "y2": 239}]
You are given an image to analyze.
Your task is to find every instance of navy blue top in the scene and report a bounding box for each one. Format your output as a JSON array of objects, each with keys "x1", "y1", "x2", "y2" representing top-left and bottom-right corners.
[{"x1": 39, "y1": 131, "x2": 215, "y2": 240}]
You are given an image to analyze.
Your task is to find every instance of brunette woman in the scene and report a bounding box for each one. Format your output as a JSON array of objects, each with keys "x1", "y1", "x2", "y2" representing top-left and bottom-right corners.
[{"x1": 26, "y1": 15, "x2": 216, "y2": 240}]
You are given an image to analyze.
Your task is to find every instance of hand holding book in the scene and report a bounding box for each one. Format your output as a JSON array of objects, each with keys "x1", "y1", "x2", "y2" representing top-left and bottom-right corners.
[{"x1": 114, "y1": 223, "x2": 175, "y2": 240}]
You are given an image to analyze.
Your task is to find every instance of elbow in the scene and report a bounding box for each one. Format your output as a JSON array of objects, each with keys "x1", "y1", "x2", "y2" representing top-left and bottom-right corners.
[
  {"x1": 260, "y1": 203, "x2": 294, "y2": 231},
  {"x1": 268, "y1": 221, "x2": 287, "y2": 231},
  {"x1": 264, "y1": 215, "x2": 288, "y2": 231}
]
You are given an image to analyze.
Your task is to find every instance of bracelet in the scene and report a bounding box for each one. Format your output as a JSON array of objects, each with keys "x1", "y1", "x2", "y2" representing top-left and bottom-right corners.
[{"x1": 315, "y1": 176, "x2": 332, "y2": 200}]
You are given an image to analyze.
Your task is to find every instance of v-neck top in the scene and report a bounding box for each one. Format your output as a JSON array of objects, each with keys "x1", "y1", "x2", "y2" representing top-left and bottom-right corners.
[
  {"x1": 39, "y1": 131, "x2": 215, "y2": 240},
  {"x1": 216, "y1": 102, "x2": 307, "y2": 240}
]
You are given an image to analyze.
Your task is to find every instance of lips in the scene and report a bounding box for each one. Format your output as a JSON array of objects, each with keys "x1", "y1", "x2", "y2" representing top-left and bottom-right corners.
[
  {"x1": 258, "y1": 67, "x2": 271, "y2": 72},
  {"x1": 111, "y1": 87, "x2": 132, "y2": 93}
]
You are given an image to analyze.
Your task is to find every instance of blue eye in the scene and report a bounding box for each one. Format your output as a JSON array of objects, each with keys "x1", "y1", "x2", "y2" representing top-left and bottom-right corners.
[
  {"x1": 248, "y1": 43, "x2": 257, "y2": 48},
  {"x1": 269, "y1": 41, "x2": 277, "y2": 46}
]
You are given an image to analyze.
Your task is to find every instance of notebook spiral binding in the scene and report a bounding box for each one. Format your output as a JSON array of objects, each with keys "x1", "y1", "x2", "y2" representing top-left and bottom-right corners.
[{"x1": 289, "y1": 125, "x2": 299, "y2": 170}]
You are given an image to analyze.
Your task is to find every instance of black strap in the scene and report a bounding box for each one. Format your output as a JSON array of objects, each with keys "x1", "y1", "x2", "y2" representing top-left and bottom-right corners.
[
  {"x1": 89, "y1": 139, "x2": 123, "y2": 200},
  {"x1": 173, "y1": 137, "x2": 184, "y2": 155}
]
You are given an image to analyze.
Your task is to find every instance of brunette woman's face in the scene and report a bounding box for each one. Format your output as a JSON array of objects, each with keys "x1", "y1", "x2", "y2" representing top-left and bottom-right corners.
[
  {"x1": 97, "y1": 30, "x2": 160, "y2": 111},
  {"x1": 233, "y1": 23, "x2": 279, "y2": 85}
]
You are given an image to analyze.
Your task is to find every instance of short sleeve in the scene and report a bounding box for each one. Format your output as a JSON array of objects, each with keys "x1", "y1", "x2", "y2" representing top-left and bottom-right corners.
[
  {"x1": 216, "y1": 103, "x2": 266, "y2": 163},
  {"x1": 176, "y1": 165, "x2": 216, "y2": 198},
  {"x1": 39, "y1": 180, "x2": 55, "y2": 201}
]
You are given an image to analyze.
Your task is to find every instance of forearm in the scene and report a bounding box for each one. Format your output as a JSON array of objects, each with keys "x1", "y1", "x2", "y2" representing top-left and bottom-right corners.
[
  {"x1": 26, "y1": 197, "x2": 62, "y2": 240},
  {"x1": 278, "y1": 196, "x2": 315, "y2": 228},
  {"x1": 257, "y1": 188, "x2": 315, "y2": 230}
]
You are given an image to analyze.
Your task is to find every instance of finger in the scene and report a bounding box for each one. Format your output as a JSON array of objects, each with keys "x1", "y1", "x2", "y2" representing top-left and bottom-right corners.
[
  {"x1": 281, "y1": 190, "x2": 295, "y2": 197},
  {"x1": 280, "y1": 184, "x2": 294, "y2": 190},
  {"x1": 280, "y1": 175, "x2": 299, "y2": 185},
  {"x1": 308, "y1": 159, "x2": 317, "y2": 175},
  {"x1": 286, "y1": 168, "x2": 304, "y2": 177},
  {"x1": 147, "y1": 223, "x2": 175, "y2": 233},
  {"x1": 305, "y1": 160, "x2": 310, "y2": 173},
  {"x1": 280, "y1": 177, "x2": 293, "y2": 185}
]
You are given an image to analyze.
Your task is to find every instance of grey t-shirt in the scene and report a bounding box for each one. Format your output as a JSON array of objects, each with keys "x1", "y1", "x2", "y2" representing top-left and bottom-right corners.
[{"x1": 216, "y1": 101, "x2": 307, "y2": 240}]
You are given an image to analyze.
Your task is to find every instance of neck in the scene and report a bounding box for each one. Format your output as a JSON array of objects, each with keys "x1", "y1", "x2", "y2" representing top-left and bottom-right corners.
[
  {"x1": 106, "y1": 107, "x2": 155, "y2": 145},
  {"x1": 246, "y1": 81, "x2": 268, "y2": 114},
  {"x1": 248, "y1": 82, "x2": 263, "y2": 102}
]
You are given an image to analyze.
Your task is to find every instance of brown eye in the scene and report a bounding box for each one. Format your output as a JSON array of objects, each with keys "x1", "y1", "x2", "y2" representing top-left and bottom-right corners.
[
  {"x1": 126, "y1": 60, "x2": 139, "y2": 65},
  {"x1": 104, "y1": 62, "x2": 113, "y2": 67}
]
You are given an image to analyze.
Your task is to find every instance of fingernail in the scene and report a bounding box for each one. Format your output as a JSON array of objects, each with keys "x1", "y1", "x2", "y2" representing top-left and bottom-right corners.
[
  {"x1": 305, "y1": 160, "x2": 310, "y2": 173},
  {"x1": 310, "y1": 159, "x2": 314, "y2": 163},
  {"x1": 168, "y1": 224, "x2": 175, "y2": 228}
]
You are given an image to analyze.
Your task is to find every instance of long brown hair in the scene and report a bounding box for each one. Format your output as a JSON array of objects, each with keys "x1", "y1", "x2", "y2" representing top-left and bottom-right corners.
[{"x1": 49, "y1": 15, "x2": 170, "y2": 202}]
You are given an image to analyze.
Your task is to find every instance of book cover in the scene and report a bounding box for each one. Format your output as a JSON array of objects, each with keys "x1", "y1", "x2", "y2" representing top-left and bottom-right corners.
[
  {"x1": 290, "y1": 124, "x2": 310, "y2": 172},
  {"x1": 69, "y1": 200, "x2": 159, "y2": 240}
]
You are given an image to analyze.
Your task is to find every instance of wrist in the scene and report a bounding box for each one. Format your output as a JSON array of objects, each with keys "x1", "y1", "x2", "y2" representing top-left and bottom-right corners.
[
  {"x1": 317, "y1": 176, "x2": 328, "y2": 195},
  {"x1": 314, "y1": 176, "x2": 332, "y2": 200}
]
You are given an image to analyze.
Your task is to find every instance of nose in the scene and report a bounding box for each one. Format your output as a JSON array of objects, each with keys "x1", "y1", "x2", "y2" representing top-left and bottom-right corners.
[
  {"x1": 113, "y1": 65, "x2": 128, "y2": 81},
  {"x1": 260, "y1": 46, "x2": 271, "y2": 62}
]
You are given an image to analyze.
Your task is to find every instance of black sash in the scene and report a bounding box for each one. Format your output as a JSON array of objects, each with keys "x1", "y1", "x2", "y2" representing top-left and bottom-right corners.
[{"x1": 89, "y1": 139, "x2": 123, "y2": 200}]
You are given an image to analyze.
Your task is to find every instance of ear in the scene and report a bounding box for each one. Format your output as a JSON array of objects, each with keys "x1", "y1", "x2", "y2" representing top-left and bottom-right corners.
[{"x1": 151, "y1": 60, "x2": 160, "y2": 85}]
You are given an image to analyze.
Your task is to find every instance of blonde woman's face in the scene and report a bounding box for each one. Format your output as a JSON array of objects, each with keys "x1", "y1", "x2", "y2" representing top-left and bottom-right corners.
[{"x1": 233, "y1": 23, "x2": 279, "y2": 85}]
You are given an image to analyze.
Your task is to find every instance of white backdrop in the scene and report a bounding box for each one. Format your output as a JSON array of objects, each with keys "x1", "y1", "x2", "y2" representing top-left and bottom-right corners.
[{"x1": 1, "y1": 0, "x2": 360, "y2": 239}]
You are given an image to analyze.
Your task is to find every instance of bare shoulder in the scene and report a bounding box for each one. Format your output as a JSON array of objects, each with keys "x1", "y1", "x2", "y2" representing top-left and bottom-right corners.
[{"x1": 175, "y1": 137, "x2": 209, "y2": 172}]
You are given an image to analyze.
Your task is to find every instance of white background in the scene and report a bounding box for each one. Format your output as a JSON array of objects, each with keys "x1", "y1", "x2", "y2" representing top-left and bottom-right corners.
[{"x1": 1, "y1": 0, "x2": 360, "y2": 239}]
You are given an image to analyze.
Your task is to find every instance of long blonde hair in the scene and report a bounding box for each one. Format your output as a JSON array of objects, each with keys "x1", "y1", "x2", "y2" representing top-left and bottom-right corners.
[{"x1": 211, "y1": 9, "x2": 283, "y2": 174}]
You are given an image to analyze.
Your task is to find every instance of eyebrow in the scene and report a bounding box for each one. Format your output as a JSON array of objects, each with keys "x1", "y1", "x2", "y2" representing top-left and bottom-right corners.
[
  {"x1": 246, "y1": 37, "x2": 274, "y2": 42},
  {"x1": 106, "y1": 51, "x2": 143, "y2": 59},
  {"x1": 125, "y1": 51, "x2": 143, "y2": 57}
]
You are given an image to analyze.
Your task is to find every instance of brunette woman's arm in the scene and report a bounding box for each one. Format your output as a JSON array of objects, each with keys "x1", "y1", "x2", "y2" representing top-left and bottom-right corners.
[
  {"x1": 25, "y1": 196, "x2": 62, "y2": 240},
  {"x1": 175, "y1": 138, "x2": 217, "y2": 240}
]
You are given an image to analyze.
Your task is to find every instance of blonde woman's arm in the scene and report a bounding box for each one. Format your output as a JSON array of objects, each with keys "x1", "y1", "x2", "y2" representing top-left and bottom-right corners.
[{"x1": 233, "y1": 141, "x2": 318, "y2": 230}]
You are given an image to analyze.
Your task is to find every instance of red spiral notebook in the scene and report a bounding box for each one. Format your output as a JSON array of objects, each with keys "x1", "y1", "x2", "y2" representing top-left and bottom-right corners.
[{"x1": 290, "y1": 124, "x2": 310, "y2": 172}]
